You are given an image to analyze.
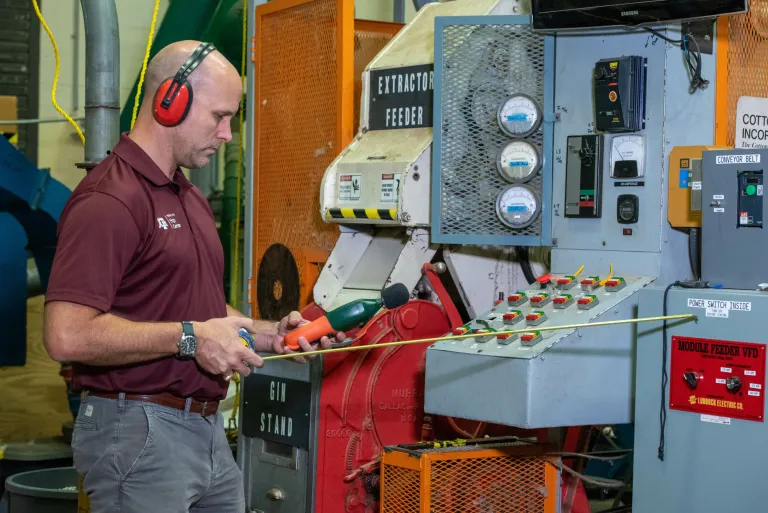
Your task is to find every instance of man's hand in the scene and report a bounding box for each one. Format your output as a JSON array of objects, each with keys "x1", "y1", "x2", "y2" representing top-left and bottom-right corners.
[
  {"x1": 270, "y1": 311, "x2": 346, "y2": 364},
  {"x1": 194, "y1": 316, "x2": 263, "y2": 378}
]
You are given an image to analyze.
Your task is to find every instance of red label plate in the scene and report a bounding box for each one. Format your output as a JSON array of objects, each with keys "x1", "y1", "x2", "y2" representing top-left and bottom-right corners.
[{"x1": 670, "y1": 336, "x2": 766, "y2": 422}]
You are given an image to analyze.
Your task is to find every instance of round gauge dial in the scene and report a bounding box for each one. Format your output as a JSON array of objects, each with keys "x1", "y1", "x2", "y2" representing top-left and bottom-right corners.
[
  {"x1": 496, "y1": 141, "x2": 541, "y2": 183},
  {"x1": 496, "y1": 185, "x2": 541, "y2": 230},
  {"x1": 497, "y1": 94, "x2": 542, "y2": 138},
  {"x1": 610, "y1": 135, "x2": 645, "y2": 178}
]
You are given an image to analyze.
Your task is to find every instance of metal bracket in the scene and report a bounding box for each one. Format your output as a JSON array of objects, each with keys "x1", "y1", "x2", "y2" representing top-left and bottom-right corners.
[
  {"x1": 681, "y1": 19, "x2": 714, "y2": 55},
  {"x1": 544, "y1": 112, "x2": 561, "y2": 124}
]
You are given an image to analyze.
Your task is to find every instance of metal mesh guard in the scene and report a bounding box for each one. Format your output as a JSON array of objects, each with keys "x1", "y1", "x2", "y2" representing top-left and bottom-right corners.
[
  {"x1": 436, "y1": 22, "x2": 547, "y2": 240},
  {"x1": 430, "y1": 455, "x2": 547, "y2": 512}
]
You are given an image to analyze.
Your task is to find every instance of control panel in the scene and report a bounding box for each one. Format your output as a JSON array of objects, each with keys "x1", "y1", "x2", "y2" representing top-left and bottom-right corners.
[
  {"x1": 737, "y1": 170, "x2": 763, "y2": 228},
  {"x1": 593, "y1": 56, "x2": 647, "y2": 133},
  {"x1": 670, "y1": 336, "x2": 767, "y2": 422},
  {"x1": 434, "y1": 270, "x2": 652, "y2": 360},
  {"x1": 565, "y1": 135, "x2": 603, "y2": 218}
]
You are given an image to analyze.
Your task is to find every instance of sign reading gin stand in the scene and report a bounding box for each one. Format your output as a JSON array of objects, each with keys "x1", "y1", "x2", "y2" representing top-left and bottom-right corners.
[
  {"x1": 368, "y1": 64, "x2": 434, "y2": 131},
  {"x1": 736, "y1": 96, "x2": 768, "y2": 149},
  {"x1": 242, "y1": 373, "x2": 313, "y2": 450}
]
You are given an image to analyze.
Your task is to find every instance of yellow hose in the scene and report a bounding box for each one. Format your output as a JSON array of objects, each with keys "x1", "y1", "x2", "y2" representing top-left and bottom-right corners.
[
  {"x1": 132, "y1": 0, "x2": 161, "y2": 129},
  {"x1": 572, "y1": 265, "x2": 585, "y2": 277},
  {"x1": 32, "y1": 0, "x2": 85, "y2": 145}
]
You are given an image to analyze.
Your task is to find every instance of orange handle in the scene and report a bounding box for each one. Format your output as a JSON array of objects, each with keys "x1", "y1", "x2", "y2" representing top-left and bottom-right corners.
[{"x1": 284, "y1": 317, "x2": 334, "y2": 350}]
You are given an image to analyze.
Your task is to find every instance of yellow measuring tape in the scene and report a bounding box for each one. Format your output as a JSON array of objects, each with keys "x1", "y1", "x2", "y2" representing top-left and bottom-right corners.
[{"x1": 260, "y1": 313, "x2": 696, "y2": 362}]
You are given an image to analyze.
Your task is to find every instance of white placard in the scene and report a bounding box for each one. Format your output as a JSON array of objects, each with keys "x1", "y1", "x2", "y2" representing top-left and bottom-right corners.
[
  {"x1": 338, "y1": 174, "x2": 362, "y2": 202},
  {"x1": 380, "y1": 173, "x2": 401, "y2": 203},
  {"x1": 701, "y1": 414, "x2": 731, "y2": 425},
  {"x1": 736, "y1": 96, "x2": 768, "y2": 150},
  {"x1": 691, "y1": 181, "x2": 702, "y2": 190}
]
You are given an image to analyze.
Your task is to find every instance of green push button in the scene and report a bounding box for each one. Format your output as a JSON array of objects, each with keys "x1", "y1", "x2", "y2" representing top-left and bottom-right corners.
[{"x1": 747, "y1": 184, "x2": 757, "y2": 196}]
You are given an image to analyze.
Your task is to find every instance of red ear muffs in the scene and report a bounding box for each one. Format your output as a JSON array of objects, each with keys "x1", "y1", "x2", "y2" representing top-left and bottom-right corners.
[{"x1": 153, "y1": 78, "x2": 194, "y2": 127}]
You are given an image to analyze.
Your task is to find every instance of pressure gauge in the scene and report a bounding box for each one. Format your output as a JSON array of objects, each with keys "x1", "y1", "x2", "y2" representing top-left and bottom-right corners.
[
  {"x1": 497, "y1": 94, "x2": 542, "y2": 138},
  {"x1": 610, "y1": 135, "x2": 645, "y2": 179},
  {"x1": 496, "y1": 141, "x2": 541, "y2": 183},
  {"x1": 496, "y1": 185, "x2": 541, "y2": 230}
]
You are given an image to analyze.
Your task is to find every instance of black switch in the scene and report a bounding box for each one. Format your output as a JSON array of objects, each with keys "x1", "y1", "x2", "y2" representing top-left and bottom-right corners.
[
  {"x1": 617, "y1": 194, "x2": 639, "y2": 224},
  {"x1": 683, "y1": 372, "x2": 699, "y2": 389}
]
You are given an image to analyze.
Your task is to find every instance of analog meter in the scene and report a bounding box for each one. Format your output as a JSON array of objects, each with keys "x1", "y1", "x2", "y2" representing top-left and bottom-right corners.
[
  {"x1": 497, "y1": 94, "x2": 542, "y2": 138},
  {"x1": 496, "y1": 141, "x2": 541, "y2": 183},
  {"x1": 496, "y1": 185, "x2": 541, "y2": 229},
  {"x1": 610, "y1": 135, "x2": 645, "y2": 179}
]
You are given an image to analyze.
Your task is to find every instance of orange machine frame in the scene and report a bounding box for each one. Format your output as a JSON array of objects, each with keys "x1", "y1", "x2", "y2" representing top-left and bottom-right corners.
[{"x1": 250, "y1": 0, "x2": 403, "y2": 319}]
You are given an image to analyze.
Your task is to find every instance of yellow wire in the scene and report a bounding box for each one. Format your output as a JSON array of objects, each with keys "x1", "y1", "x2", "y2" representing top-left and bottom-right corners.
[
  {"x1": 231, "y1": 8, "x2": 247, "y2": 308},
  {"x1": 132, "y1": 0, "x2": 161, "y2": 129},
  {"x1": 261, "y1": 313, "x2": 697, "y2": 362},
  {"x1": 572, "y1": 265, "x2": 585, "y2": 277},
  {"x1": 599, "y1": 264, "x2": 614, "y2": 286},
  {"x1": 32, "y1": 0, "x2": 85, "y2": 146}
]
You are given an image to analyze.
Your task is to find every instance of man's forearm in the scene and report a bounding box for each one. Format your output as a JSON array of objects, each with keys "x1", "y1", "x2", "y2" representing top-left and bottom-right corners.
[{"x1": 45, "y1": 303, "x2": 182, "y2": 366}]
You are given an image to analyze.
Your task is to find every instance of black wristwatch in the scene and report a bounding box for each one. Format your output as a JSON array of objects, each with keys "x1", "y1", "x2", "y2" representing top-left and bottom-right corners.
[{"x1": 178, "y1": 321, "x2": 197, "y2": 359}]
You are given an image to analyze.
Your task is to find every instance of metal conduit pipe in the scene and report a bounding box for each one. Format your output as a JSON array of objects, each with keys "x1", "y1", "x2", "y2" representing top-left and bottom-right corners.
[{"x1": 80, "y1": 0, "x2": 120, "y2": 167}]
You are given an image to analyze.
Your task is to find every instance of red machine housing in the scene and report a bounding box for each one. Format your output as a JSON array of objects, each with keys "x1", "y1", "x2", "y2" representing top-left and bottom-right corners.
[{"x1": 303, "y1": 266, "x2": 589, "y2": 513}]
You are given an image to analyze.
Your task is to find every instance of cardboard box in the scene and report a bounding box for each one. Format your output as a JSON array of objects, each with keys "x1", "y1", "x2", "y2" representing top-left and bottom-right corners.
[{"x1": 0, "y1": 95, "x2": 18, "y2": 140}]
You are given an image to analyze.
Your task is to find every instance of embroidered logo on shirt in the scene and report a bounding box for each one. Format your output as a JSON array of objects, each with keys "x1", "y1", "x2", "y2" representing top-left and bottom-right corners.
[{"x1": 157, "y1": 213, "x2": 182, "y2": 230}]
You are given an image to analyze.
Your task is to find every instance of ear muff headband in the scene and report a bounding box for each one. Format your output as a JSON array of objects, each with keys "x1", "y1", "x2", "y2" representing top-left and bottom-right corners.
[{"x1": 153, "y1": 42, "x2": 216, "y2": 127}]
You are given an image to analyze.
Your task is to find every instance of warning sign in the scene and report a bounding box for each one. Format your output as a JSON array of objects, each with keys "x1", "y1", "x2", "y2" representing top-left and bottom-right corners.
[
  {"x1": 339, "y1": 174, "x2": 362, "y2": 202},
  {"x1": 670, "y1": 336, "x2": 766, "y2": 422},
  {"x1": 380, "y1": 173, "x2": 401, "y2": 203}
]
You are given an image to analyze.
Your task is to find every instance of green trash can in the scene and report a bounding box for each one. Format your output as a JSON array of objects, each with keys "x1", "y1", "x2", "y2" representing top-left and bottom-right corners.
[{"x1": 5, "y1": 467, "x2": 77, "y2": 513}]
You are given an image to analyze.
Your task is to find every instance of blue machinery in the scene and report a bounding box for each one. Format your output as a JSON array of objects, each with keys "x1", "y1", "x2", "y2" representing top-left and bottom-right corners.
[{"x1": 0, "y1": 136, "x2": 71, "y2": 366}]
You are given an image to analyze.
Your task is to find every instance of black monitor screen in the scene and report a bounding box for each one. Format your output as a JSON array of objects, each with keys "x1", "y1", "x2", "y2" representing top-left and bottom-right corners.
[{"x1": 532, "y1": 0, "x2": 747, "y2": 29}]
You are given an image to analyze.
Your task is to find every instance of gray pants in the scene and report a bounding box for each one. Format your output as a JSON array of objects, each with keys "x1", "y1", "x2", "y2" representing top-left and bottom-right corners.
[{"x1": 73, "y1": 394, "x2": 245, "y2": 513}]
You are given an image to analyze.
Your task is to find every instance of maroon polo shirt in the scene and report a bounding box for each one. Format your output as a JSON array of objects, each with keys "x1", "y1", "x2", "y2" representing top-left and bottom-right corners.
[{"x1": 45, "y1": 133, "x2": 228, "y2": 401}]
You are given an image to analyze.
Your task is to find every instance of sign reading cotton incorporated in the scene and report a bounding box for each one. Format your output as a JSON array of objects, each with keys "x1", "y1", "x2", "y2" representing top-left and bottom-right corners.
[
  {"x1": 368, "y1": 64, "x2": 434, "y2": 131},
  {"x1": 735, "y1": 96, "x2": 768, "y2": 149}
]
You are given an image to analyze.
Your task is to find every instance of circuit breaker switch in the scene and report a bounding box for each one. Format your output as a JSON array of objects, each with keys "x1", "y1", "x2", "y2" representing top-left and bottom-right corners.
[
  {"x1": 503, "y1": 311, "x2": 523, "y2": 325},
  {"x1": 472, "y1": 329, "x2": 493, "y2": 343},
  {"x1": 452, "y1": 327, "x2": 469, "y2": 336},
  {"x1": 605, "y1": 277, "x2": 627, "y2": 292},
  {"x1": 525, "y1": 311, "x2": 547, "y2": 326},
  {"x1": 683, "y1": 372, "x2": 699, "y2": 389},
  {"x1": 580, "y1": 276, "x2": 601, "y2": 291},
  {"x1": 553, "y1": 294, "x2": 575, "y2": 309},
  {"x1": 556, "y1": 276, "x2": 578, "y2": 290},
  {"x1": 530, "y1": 293, "x2": 551, "y2": 306},
  {"x1": 577, "y1": 295, "x2": 599, "y2": 310},
  {"x1": 496, "y1": 333, "x2": 519, "y2": 345},
  {"x1": 520, "y1": 331, "x2": 543, "y2": 346},
  {"x1": 507, "y1": 292, "x2": 528, "y2": 307}
]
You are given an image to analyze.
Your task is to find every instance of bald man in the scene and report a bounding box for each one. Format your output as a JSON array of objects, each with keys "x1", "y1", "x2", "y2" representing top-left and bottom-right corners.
[{"x1": 43, "y1": 41, "x2": 342, "y2": 513}]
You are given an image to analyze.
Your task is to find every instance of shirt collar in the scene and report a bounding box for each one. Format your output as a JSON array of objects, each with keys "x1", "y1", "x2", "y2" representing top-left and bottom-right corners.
[{"x1": 112, "y1": 132, "x2": 192, "y2": 192}]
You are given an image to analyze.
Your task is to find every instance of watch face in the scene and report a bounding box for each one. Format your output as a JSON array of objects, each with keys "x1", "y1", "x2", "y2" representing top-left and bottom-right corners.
[{"x1": 180, "y1": 335, "x2": 196, "y2": 357}]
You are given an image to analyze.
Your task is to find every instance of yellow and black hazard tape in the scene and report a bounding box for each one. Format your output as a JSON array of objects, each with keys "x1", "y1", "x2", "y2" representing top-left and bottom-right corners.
[{"x1": 326, "y1": 208, "x2": 398, "y2": 221}]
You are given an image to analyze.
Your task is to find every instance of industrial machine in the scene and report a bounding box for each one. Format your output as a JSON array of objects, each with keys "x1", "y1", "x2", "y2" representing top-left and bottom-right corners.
[
  {"x1": 0, "y1": 136, "x2": 71, "y2": 366},
  {"x1": 632, "y1": 147, "x2": 768, "y2": 512}
]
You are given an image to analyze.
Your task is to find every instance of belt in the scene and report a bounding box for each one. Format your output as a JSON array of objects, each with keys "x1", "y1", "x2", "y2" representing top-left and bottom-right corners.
[{"x1": 85, "y1": 391, "x2": 219, "y2": 416}]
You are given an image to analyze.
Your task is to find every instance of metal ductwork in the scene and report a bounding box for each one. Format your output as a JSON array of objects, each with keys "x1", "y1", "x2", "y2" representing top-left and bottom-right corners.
[{"x1": 80, "y1": 0, "x2": 120, "y2": 168}]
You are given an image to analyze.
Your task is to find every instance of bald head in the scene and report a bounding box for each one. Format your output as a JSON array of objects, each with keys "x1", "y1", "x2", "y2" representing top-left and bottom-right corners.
[
  {"x1": 143, "y1": 40, "x2": 240, "y2": 105},
  {"x1": 131, "y1": 40, "x2": 242, "y2": 171}
]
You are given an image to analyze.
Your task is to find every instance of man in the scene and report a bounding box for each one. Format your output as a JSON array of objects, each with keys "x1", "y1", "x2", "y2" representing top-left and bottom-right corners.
[{"x1": 43, "y1": 41, "x2": 342, "y2": 513}]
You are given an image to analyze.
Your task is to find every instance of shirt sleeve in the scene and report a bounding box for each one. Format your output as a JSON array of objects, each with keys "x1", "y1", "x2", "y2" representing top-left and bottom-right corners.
[{"x1": 45, "y1": 192, "x2": 141, "y2": 312}]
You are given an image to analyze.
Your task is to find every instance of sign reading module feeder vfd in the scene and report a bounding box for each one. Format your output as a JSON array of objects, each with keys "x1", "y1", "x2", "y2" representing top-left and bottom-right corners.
[{"x1": 368, "y1": 64, "x2": 434, "y2": 130}]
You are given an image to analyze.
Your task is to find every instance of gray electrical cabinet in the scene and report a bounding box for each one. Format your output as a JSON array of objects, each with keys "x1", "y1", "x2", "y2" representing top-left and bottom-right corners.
[
  {"x1": 634, "y1": 286, "x2": 768, "y2": 513},
  {"x1": 702, "y1": 149, "x2": 768, "y2": 289}
]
